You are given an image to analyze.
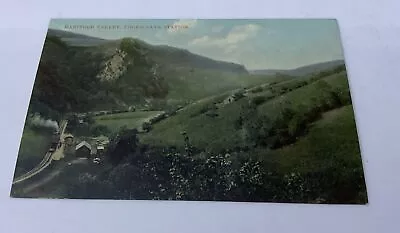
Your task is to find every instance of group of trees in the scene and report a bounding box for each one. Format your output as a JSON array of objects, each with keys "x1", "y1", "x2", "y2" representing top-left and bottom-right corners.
[
  {"x1": 63, "y1": 128, "x2": 365, "y2": 203},
  {"x1": 239, "y1": 79, "x2": 352, "y2": 149},
  {"x1": 65, "y1": 114, "x2": 111, "y2": 137},
  {"x1": 64, "y1": 129, "x2": 270, "y2": 201}
]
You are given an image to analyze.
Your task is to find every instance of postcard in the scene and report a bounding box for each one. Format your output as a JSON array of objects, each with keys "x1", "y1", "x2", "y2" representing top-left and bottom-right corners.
[{"x1": 10, "y1": 19, "x2": 367, "y2": 204}]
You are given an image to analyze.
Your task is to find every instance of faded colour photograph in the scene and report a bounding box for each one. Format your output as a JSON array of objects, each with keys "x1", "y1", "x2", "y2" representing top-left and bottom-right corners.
[{"x1": 11, "y1": 19, "x2": 367, "y2": 204}]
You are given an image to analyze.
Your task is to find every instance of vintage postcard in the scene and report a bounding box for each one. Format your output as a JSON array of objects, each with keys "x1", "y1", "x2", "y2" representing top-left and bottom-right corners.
[{"x1": 10, "y1": 19, "x2": 367, "y2": 204}]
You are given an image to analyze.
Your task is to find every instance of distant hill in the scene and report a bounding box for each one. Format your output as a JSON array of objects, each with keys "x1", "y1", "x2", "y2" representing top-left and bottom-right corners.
[
  {"x1": 83, "y1": 36, "x2": 251, "y2": 101},
  {"x1": 147, "y1": 45, "x2": 248, "y2": 74},
  {"x1": 47, "y1": 29, "x2": 109, "y2": 47},
  {"x1": 47, "y1": 29, "x2": 248, "y2": 74},
  {"x1": 29, "y1": 30, "x2": 259, "y2": 119},
  {"x1": 250, "y1": 60, "x2": 345, "y2": 77}
]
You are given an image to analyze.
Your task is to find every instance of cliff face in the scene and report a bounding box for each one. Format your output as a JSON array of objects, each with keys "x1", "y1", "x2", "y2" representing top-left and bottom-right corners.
[{"x1": 97, "y1": 49, "x2": 128, "y2": 81}]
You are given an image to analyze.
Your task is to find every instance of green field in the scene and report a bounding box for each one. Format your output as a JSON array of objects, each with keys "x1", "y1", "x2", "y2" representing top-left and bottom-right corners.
[
  {"x1": 139, "y1": 91, "x2": 242, "y2": 150},
  {"x1": 258, "y1": 105, "x2": 361, "y2": 172},
  {"x1": 139, "y1": 69, "x2": 366, "y2": 203},
  {"x1": 261, "y1": 105, "x2": 367, "y2": 203},
  {"x1": 94, "y1": 111, "x2": 164, "y2": 132},
  {"x1": 141, "y1": 71, "x2": 352, "y2": 151}
]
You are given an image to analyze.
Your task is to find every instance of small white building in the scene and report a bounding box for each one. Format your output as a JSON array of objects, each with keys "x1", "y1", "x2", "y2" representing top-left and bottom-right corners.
[
  {"x1": 75, "y1": 141, "x2": 92, "y2": 157},
  {"x1": 223, "y1": 96, "x2": 235, "y2": 105}
]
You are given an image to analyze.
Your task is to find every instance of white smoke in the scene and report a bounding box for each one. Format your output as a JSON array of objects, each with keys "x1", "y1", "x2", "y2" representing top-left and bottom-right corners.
[{"x1": 29, "y1": 114, "x2": 59, "y2": 130}]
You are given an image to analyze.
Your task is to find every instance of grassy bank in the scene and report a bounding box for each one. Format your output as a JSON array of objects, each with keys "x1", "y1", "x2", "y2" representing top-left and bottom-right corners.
[
  {"x1": 13, "y1": 127, "x2": 53, "y2": 177},
  {"x1": 94, "y1": 111, "x2": 164, "y2": 132}
]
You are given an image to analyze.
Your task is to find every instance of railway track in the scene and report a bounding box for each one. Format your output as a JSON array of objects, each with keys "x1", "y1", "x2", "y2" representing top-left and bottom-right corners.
[
  {"x1": 12, "y1": 153, "x2": 53, "y2": 184},
  {"x1": 12, "y1": 120, "x2": 68, "y2": 185}
]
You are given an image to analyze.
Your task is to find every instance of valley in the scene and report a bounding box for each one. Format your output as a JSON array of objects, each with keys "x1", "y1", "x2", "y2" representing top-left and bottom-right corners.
[{"x1": 10, "y1": 28, "x2": 367, "y2": 204}]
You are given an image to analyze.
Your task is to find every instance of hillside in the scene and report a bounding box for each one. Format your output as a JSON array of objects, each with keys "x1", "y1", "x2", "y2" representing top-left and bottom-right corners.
[
  {"x1": 47, "y1": 29, "x2": 109, "y2": 47},
  {"x1": 138, "y1": 64, "x2": 367, "y2": 203},
  {"x1": 90, "y1": 37, "x2": 254, "y2": 101},
  {"x1": 48, "y1": 29, "x2": 248, "y2": 74},
  {"x1": 140, "y1": 68, "x2": 351, "y2": 151},
  {"x1": 147, "y1": 45, "x2": 248, "y2": 74},
  {"x1": 29, "y1": 35, "x2": 170, "y2": 121},
  {"x1": 44, "y1": 30, "x2": 350, "y2": 104},
  {"x1": 32, "y1": 30, "x2": 261, "y2": 119},
  {"x1": 33, "y1": 29, "x2": 346, "y2": 120},
  {"x1": 250, "y1": 60, "x2": 345, "y2": 77}
]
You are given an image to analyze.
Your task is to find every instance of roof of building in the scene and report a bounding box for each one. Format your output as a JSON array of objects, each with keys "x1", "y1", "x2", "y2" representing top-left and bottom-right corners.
[
  {"x1": 64, "y1": 134, "x2": 74, "y2": 139},
  {"x1": 97, "y1": 145, "x2": 105, "y2": 150},
  {"x1": 75, "y1": 141, "x2": 92, "y2": 151},
  {"x1": 93, "y1": 135, "x2": 109, "y2": 140}
]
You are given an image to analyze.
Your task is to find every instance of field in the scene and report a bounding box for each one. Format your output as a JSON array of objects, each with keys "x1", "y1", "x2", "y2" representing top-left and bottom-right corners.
[
  {"x1": 140, "y1": 71, "x2": 352, "y2": 151},
  {"x1": 139, "y1": 90, "x2": 241, "y2": 150},
  {"x1": 137, "y1": 68, "x2": 367, "y2": 203},
  {"x1": 94, "y1": 111, "x2": 164, "y2": 132},
  {"x1": 267, "y1": 105, "x2": 362, "y2": 172},
  {"x1": 260, "y1": 105, "x2": 367, "y2": 203}
]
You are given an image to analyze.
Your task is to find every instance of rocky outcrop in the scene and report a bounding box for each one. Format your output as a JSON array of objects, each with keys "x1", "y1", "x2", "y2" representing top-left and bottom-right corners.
[{"x1": 97, "y1": 49, "x2": 129, "y2": 81}]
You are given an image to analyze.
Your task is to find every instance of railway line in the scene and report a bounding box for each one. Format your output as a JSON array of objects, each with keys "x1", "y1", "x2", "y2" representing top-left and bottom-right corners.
[{"x1": 12, "y1": 120, "x2": 68, "y2": 185}]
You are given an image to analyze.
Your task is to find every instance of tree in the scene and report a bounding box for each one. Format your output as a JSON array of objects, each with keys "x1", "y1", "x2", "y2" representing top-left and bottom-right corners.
[
  {"x1": 142, "y1": 122, "x2": 152, "y2": 132},
  {"x1": 83, "y1": 115, "x2": 95, "y2": 125},
  {"x1": 251, "y1": 96, "x2": 266, "y2": 106},
  {"x1": 107, "y1": 129, "x2": 139, "y2": 165},
  {"x1": 119, "y1": 38, "x2": 137, "y2": 56},
  {"x1": 91, "y1": 125, "x2": 111, "y2": 137},
  {"x1": 65, "y1": 114, "x2": 79, "y2": 133}
]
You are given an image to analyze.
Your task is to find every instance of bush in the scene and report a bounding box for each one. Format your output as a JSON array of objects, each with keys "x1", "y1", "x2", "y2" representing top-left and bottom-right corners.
[
  {"x1": 251, "y1": 96, "x2": 267, "y2": 106},
  {"x1": 142, "y1": 122, "x2": 152, "y2": 132},
  {"x1": 251, "y1": 86, "x2": 263, "y2": 93},
  {"x1": 60, "y1": 122, "x2": 366, "y2": 203},
  {"x1": 233, "y1": 91, "x2": 245, "y2": 100},
  {"x1": 287, "y1": 114, "x2": 307, "y2": 138},
  {"x1": 91, "y1": 125, "x2": 111, "y2": 137}
]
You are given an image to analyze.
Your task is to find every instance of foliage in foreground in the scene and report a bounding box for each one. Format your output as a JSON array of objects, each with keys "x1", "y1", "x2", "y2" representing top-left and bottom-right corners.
[{"x1": 63, "y1": 128, "x2": 367, "y2": 204}]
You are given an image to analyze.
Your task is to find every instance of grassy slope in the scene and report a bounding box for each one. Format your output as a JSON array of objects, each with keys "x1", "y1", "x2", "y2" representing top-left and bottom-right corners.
[
  {"x1": 14, "y1": 127, "x2": 52, "y2": 177},
  {"x1": 140, "y1": 75, "x2": 294, "y2": 150},
  {"x1": 141, "y1": 72, "x2": 350, "y2": 151},
  {"x1": 94, "y1": 111, "x2": 164, "y2": 132},
  {"x1": 260, "y1": 105, "x2": 362, "y2": 173},
  {"x1": 140, "y1": 91, "x2": 235, "y2": 149},
  {"x1": 261, "y1": 105, "x2": 367, "y2": 203},
  {"x1": 141, "y1": 70, "x2": 366, "y2": 202},
  {"x1": 160, "y1": 66, "x2": 281, "y2": 103},
  {"x1": 257, "y1": 71, "x2": 348, "y2": 117}
]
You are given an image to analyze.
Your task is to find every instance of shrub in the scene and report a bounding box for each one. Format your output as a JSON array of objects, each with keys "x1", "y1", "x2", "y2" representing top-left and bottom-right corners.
[
  {"x1": 142, "y1": 122, "x2": 152, "y2": 132},
  {"x1": 233, "y1": 91, "x2": 245, "y2": 100},
  {"x1": 251, "y1": 86, "x2": 263, "y2": 93},
  {"x1": 251, "y1": 96, "x2": 267, "y2": 106},
  {"x1": 91, "y1": 125, "x2": 111, "y2": 137}
]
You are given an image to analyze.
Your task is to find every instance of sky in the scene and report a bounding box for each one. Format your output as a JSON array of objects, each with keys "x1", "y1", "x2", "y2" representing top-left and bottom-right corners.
[{"x1": 49, "y1": 19, "x2": 345, "y2": 70}]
